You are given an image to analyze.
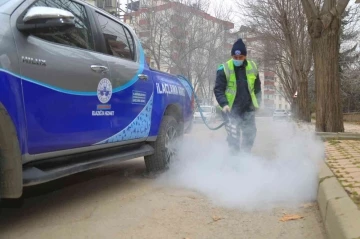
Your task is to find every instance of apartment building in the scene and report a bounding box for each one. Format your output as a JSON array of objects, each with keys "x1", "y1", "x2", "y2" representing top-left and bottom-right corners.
[
  {"x1": 274, "y1": 75, "x2": 291, "y2": 110},
  {"x1": 84, "y1": 0, "x2": 120, "y2": 17},
  {"x1": 123, "y1": 0, "x2": 234, "y2": 69},
  {"x1": 236, "y1": 26, "x2": 276, "y2": 112},
  {"x1": 123, "y1": 0, "x2": 234, "y2": 106}
]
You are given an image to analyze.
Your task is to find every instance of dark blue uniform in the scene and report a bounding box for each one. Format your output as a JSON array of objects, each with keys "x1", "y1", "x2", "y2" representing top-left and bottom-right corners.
[{"x1": 213, "y1": 60, "x2": 262, "y2": 153}]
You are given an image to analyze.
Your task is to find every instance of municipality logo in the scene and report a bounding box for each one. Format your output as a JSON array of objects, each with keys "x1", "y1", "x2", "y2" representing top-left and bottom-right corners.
[
  {"x1": 97, "y1": 78, "x2": 112, "y2": 104},
  {"x1": 235, "y1": 50, "x2": 241, "y2": 55}
]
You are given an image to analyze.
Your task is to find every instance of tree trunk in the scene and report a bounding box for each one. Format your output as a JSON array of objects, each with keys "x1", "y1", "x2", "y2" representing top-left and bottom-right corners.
[
  {"x1": 311, "y1": 20, "x2": 344, "y2": 132},
  {"x1": 291, "y1": 99, "x2": 299, "y2": 119},
  {"x1": 298, "y1": 77, "x2": 310, "y2": 122}
]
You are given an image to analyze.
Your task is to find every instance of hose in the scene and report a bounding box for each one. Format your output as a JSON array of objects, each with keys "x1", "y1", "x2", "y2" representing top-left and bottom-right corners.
[{"x1": 177, "y1": 75, "x2": 226, "y2": 131}]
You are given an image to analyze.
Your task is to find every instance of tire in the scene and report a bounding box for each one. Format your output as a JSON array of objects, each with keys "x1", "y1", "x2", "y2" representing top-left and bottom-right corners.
[
  {"x1": 0, "y1": 106, "x2": 22, "y2": 201},
  {"x1": 145, "y1": 115, "x2": 182, "y2": 173},
  {"x1": 184, "y1": 119, "x2": 193, "y2": 134}
]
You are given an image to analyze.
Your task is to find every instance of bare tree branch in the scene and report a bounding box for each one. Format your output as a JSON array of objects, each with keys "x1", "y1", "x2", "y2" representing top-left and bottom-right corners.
[{"x1": 301, "y1": 0, "x2": 317, "y2": 19}]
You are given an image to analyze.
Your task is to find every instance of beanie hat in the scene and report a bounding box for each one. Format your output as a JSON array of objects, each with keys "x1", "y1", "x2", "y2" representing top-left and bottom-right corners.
[{"x1": 231, "y1": 38, "x2": 247, "y2": 56}]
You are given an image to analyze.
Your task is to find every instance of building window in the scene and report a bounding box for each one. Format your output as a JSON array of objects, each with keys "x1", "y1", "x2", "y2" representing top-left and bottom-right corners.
[
  {"x1": 279, "y1": 104, "x2": 282, "y2": 109},
  {"x1": 140, "y1": 12, "x2": 147, "y2": 19},
  {"x1": 96, "y1": 0, "x2": 114, "y2": 7},
  {"x1": 105, "y1": 0, "x2": 113, "y2": 7}
]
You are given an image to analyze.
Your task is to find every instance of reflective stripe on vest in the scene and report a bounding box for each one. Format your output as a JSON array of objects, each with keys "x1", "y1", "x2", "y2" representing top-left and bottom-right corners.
[{"x1": 221, "y1": 59, "x2": 259, "y2": 110}]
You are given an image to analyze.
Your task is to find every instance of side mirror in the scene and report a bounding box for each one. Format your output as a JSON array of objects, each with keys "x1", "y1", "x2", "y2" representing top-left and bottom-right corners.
[{"x1": 17, "y1": 6, "x2": 75, "y2": 33}]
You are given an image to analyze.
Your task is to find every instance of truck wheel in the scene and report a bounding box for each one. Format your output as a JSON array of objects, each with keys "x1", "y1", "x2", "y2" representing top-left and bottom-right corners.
[
  {"x1": 184, "y1": 120, "x2": 193, "y2": 134},
  {"x1": 0, "y1": 106, "x2": 23, "y2": 205},
  {"x1": 145, "y1": 115, "x2": 181, "y2": 173}
]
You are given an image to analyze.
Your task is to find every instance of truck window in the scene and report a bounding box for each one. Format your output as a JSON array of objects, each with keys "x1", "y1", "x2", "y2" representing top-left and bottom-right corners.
[
  {"x1": 30, "y1": 0, "x2": 95, "y2": 51},
  {"x1": 96, "y1": 13, "x2": 135, "y2": 61}
]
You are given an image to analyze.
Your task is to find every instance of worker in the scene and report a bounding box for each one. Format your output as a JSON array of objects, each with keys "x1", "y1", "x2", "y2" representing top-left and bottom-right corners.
[{"x1": 214, "y1": 38, "x2": 262, "y2": 154}]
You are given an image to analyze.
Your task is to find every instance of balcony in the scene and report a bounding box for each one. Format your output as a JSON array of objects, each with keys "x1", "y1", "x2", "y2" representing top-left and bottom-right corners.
[
  {"x1": 96, "y1": 0, "x2": 116, "y2": 8},
  {"x1": 170, "y1": 14, "x2": 187, "y2": 24},
  {"x1": 138, "y1": 30, "x2": 150, "y2": 38},
  {"x1": 170, "y1": 26, "x2": 187, "y2": 39},
  {"x1": 264, "y1": 71, "x2": 276, "y2": 77},
  {"x1": 139, "y1": 19, "x2": 150, "y2": 26},
  {"x1": 264, "y1": 90, "x2": 276, "y2": 95}
]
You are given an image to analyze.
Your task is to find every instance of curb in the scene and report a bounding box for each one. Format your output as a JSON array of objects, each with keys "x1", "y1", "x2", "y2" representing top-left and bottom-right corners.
[
  {"x1": 315, "y1": 132, "x2": 360, "y2": 141},
  {"x1": 318, "y1": 161, "x2": 360, "y2": 239}
]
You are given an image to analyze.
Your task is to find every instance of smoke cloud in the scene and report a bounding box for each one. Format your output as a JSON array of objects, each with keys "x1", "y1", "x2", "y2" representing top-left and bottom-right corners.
[{"x1": 156, "y1": 119, "x2": 324, "y2": 211}]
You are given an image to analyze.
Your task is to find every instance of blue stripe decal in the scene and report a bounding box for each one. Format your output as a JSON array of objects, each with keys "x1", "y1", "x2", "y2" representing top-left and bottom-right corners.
[
  {"x1": 0, "y1": 40, "x2": 145, "y2": 96},
  {"x1": 94, "y1": 93, "x2": 154, "y2": 145}
]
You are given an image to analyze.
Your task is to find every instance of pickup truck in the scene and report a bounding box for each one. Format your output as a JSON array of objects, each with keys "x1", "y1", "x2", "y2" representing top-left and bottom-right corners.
[{"x1": 0, "y1": 0, "x2": 194, "y2": 201}]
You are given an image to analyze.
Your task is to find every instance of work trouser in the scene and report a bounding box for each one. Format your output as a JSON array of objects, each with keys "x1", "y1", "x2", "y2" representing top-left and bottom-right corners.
[{"x1": 223, "y1": 110, "x2": 257, "y2": 153}]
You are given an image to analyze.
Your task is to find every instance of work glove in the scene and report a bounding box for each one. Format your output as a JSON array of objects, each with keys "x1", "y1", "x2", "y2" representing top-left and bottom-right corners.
[{"x1": 222, "y1": 105, "x2": 230, "y2": 113}]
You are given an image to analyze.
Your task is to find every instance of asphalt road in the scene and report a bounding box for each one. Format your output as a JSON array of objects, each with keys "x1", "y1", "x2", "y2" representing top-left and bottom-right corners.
[{"x1": 0, "y1": 117, "x2": 326, "y2": 239}]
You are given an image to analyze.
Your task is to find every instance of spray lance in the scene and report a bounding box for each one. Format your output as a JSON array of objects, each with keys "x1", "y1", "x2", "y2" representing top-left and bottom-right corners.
[{"x1": 177, "y1": 75, "x2": 239, "y2": 140}]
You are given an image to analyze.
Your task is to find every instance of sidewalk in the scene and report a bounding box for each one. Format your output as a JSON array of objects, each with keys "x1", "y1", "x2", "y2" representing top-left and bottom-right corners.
[
  {"x1": 325, "y1": 140, "x2": 360, "y2": 208},
  {"x1": 297, "y1": 121, "x2": 360, "y2": 238},
  {"x1": 318, "y1": 138, "x2": 360, "y2": 239},
  {"x1": 308, "y1": 119, "x2": 360, "y2": 133}
]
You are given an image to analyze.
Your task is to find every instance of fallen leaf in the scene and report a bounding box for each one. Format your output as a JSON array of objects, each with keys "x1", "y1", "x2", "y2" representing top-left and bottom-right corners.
[
  {"x1": 212, "y1": 216, "x2": 224, "y2": 222},
  {"x1": 302, "y1": 203, "x2": 314, "y2": 209},
  {"x1": 280, "y1": 214, "x2": 304, "y2": 222}
]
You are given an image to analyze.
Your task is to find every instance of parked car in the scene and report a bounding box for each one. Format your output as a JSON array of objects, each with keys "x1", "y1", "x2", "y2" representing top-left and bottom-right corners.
[
  {"x1": 272, "y1": 109, "x2": 290, "y2": 121},
  {"x1": 0, "y1": 0, "x2": 194, "y2": 201},
  {"x1": 193, "y1": 105, "x2": 217, "y2": 123}
]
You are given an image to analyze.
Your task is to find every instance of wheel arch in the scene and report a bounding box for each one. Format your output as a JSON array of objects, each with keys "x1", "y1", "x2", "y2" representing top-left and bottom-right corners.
[{"x1": 163, "y1": 103, "x2": 184, "y2": 132}]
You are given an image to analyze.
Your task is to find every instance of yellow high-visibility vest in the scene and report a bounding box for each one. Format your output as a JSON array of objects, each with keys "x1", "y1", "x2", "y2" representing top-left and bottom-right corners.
[{"x1": 218, "y1": 59, "x2": 259, "y2": 109}]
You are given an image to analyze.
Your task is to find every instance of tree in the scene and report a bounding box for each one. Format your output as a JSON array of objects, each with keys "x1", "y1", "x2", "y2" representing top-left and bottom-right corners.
[
  {"x1": 301, "y1": 0, "x2": 351, "y2": 132},
  {"x1": 237, "y1": 0, "x2": 312, "y2": 122},
  {"x1": 127, "y1": 0, "x2": 233, "y2": 104},
  {"x1": 339, "y1": 5, "x2": 360, "y2": 112}
]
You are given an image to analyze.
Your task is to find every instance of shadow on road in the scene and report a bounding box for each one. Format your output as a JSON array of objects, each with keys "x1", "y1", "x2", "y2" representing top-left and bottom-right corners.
[{"x1": 0, "y1": 158, "x2": 148, "y2": 231}]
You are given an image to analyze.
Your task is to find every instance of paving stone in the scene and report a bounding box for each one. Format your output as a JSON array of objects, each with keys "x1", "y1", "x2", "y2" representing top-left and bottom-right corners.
[
  {"x1": 326, "y1": 140, "x2": 360, "y2": 208},
  {"x1": 348, "y1": 171, "x2": 360, "y2": 177},
  {"x1": 337, "y1": 178, "x2": 352, "y2": 183},
  {"x1": 330, "y1": 165, "x2": 358, "y2": 169},
  {"x1": 344, "y1": 168, "x2": 360, "y2": 173},
  {"x1": 332, "y1": 161, "x2": 357, "y2": 167},
  {"x1": 353, "y1": 188, "x2": 360, "y2": 195}
]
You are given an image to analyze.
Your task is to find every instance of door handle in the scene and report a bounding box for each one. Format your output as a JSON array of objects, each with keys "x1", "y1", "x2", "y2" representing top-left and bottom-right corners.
[
  {"x1": 91, "y1": 65, "x2": 108, "y2": 73},
  {"x1": 138, "y1": 74, "x2": 148, "y2": 81}
]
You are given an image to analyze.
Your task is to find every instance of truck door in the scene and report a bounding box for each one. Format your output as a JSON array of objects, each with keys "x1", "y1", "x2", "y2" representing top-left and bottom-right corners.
[
  {"x1": 12, "y1": 0, "x2": 114, "y2": 154},
  {"x1": 92, "y1": 11, "x2": 154, "y2": 145}
]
